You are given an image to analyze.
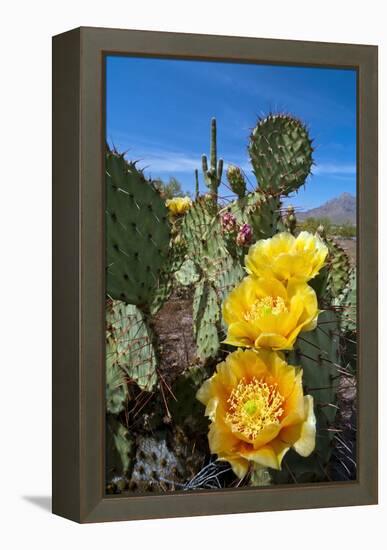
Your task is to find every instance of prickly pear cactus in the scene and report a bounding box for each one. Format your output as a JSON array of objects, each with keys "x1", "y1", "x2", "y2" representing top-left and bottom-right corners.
[
  {"x1": 149, "y1": 240, "x2": 186, "y2": 315},
  {"x1": 193, "y1": 279, "x2": 220, "y2": 362},
  {"x1": 325, "y1": 237, "x2": 352, "y2": 301},
  {"x1": 187, "y1": 254, "x2": 244, "y2": 362},
  {"x1": 249, "y1": 114, "x2": 314, "y2": 195},
  {"x1": 181, "y1": 198, "x2": 227, "y2": 269},
  {"x1": 250, "y1": 466, "x2": 272, "y2": 487},
  {"x1": 106, "y1": 299, "x2": 157, "y2": 391},
  {"x1": 213, "y1": 254, "x2": 244, "y2": 304},
  {"x1": 229, "y1": 191, "x2": 280, "y2": 242},
  {"x1": 274, "y1": 310, "x2": 340, "y2": 483},
  {"x1": 169, "y1": 364, "x2": 211, "y2": 433},
  {"x1": 338, "y1": 270, "x2": 357, "y2": 332},
  {"x1": 174, "y1": 258, "x2": 200, "y2": 287},
  {"x1": 104, "y1": 107, "x2": 357, "y2": 494},
  {"x1": 106, "y1": 338, "x2": 128, "y2": 414},
  {"x1": 106, "y1": 149, "x2": 170, "y2": 308},
  {"x1": 129, "y1": 429, "x2": 204, "y2": 492},
  {"x1": 106, "y1": 415, "x2": 135, "y2": 491},
  {"x1": 130, "y1": 432, "x2": 186, "y2": 492}
]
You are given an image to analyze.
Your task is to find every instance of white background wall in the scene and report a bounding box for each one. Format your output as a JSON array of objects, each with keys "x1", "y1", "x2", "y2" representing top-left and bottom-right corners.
[{"x1": 0, "y1": 1, "x2": 383, "y2": 547}]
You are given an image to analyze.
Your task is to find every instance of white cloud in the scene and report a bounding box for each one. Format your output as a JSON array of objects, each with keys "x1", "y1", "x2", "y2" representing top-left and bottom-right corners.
[
  {"x1": 126, "y1": 145, "x2": 251, "y2": 175},
  {"x1": 133, "y1": 150, "x2": 199, "y2": 173},
  {"x1": 313, "y1": 163, "x2": 356, "y2": 176},
  {"x1": 116, "y1": 134, "x2": 356, "y2": 182}
]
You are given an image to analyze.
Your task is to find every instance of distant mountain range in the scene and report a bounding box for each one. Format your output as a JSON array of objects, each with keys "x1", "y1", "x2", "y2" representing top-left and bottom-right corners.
[{"x1": 298, "y1": 192, "x2": 356, "y2": 224}]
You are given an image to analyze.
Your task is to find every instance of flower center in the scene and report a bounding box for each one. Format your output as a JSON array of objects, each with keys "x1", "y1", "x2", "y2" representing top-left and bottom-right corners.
[
  {"x1": 226, "y1": 378, "x2": 284, "y2": 440},
  {"x1": 244, "y1": 296, "x2": 287, "y2": 321}
]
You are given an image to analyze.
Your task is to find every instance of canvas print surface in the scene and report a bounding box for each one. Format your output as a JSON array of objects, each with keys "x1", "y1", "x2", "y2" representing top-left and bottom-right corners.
[{"x1": 105, "y1": 56, "x2": 357, "y2": 494}]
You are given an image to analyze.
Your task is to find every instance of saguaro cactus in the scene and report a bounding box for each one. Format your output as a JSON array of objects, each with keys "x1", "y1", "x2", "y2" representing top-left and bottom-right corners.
[
  {"x1": 202, "y1": 118, "x2": 223, "y2": 202},
  {"x1": 194, "y1": 168, "x2": 200, "y2": 199}
]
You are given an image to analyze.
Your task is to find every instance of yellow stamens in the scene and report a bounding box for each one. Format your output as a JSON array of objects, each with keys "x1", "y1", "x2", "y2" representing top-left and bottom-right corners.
[
  {"x1": 226, "y1": 378, "x2": 284, "y2": 440},
  {"x1": 244, "y1": 296, "x2": 287, "y2": 321}
]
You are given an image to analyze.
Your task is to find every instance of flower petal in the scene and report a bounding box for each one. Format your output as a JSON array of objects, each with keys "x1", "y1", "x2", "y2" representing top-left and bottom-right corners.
[
  {"x1": 251, "y1": 423, "x2": 282, "y2": 449},
  {"x1": 208, "y1": 417, "x2": 239, "y2": 456},
  {"x1": 255, "y1": 332, "x2": 292, "y2": 350},
  {"x1": 240, "y1": 440, "x2": 290, "y2": 470},
  {"x1": 254, "y1": 276, "x2": 288, "y2": 301},
  {"x1": 292, "y1": 395, "x2": 316, "y2": 457},
  {"x1": 223, "y1": 321, "x2": 256, "y2": 348},
  {"x1": 220, "y1": 455, "x2": 249, "y2": 479},
  {"x1": 239, "y1": 445, "x2": 279, "y2": 469},
  {"x1": 204, "y1": 397, "x2": 219, "y2": 421},
  {"x1": 196, "y1": 350, "x2": 316, "y2": 477},
  {"x1": 244, "y1": 231, "x2": 327, "y2": 282},
  {"x1": 222, "y1": 276, "x2": 258, "y2": 324},
  {"x1": 196, "y1": 377, "x2": 214, "y2": 406},
  {"x1": 226, "y1": 348, "x2": 268, "y2": 381}
]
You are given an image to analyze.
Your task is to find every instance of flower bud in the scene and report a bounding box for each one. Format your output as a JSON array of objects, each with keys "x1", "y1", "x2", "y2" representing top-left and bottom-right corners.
[
  {"x1": 227, "y1": 165, "x2": 246, "y2": 199},
  {"x1": 221, "y1": 211, "x2": 237, "y2": 233},
  {"x1": 236, "y1": 223, "x2": 253, "y2": 246}
]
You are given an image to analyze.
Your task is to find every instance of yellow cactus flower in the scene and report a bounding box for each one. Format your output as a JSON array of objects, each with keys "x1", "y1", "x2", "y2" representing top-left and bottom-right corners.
[
  {"x1": 245, "y1": 231, "x2": 328, "y2": 282},
  {"x1": 196, "y1": 349, "x2": 316, "y2": 478},
  {"x1": 165, "y1": 196, "x2": 192, "y2": 215},
  {"x1": 223, "y1": 275, "x2": 318, "y2": 350}
]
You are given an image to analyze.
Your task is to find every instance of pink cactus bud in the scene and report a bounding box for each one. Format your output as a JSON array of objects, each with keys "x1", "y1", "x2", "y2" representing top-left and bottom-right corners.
[
  {"x1": 221, "y1": 211, "x2": 237, "y2": 233},
  {"x1": 236, "y1": 223, "x2": 253, "y2": 246}
]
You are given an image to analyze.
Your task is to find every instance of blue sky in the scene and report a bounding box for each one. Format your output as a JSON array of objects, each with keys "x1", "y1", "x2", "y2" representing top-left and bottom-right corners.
[{"x1": 106, "y1": 56, "x2": 356, "y2": 211}]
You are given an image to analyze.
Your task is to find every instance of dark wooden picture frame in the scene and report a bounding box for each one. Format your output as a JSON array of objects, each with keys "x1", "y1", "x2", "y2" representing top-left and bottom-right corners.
[{"x1": 52, "y1": 26, "x2": 378, "y2": 523}]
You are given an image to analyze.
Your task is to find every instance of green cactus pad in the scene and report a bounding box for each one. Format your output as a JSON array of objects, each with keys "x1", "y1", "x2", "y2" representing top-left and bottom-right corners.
[
  {"x1": 273, "y1": 310, "x2": 340, "y2": 483},
  {"x1": 190, "y1": 256, "x2": 243, "y2": 361},
  {"x1": 283, "y1": 205, "x2": 297, "y2": 235},
  {"x1": 149, "y1": 241, "x2": 186, "y2": 315},
  {"x1": 227, "y1": 165, "x2": 246, "y2": 199},
  {"x1": 106, "y1": 414, "x2": 135, "y2": 489},
  {"x1": 169, "y1": 364, "x2": 211, "y2": 433},
  {"x1": 106, "y1": 150, "x2": 170, "y2": 308},
  {"x1": 212, "y1": 255, "x2": 245, "y2": 336},
  {"x1": 249, "y1": 114, "x2": 314, "y2": 195},
  {"x1": 309, "y1": 265, "x2": 329, "y2": 303},
  {"x1": 129, "y1": 430, "x2": 204, "y2": 492},
  {"x1": 250, "y1": 466, "x2": 272, "y2": 487},
  {"x1": 107, "y1": 299, "x2": 157, "y2": 392},
  {"x1": 181, "y1": 198, "x2": 227, "y2": 271},
  {"x1": 214, "y1": 255, "x2": 244, "y2": 301},
  {"x1": 106, "y1": 338, "x2": 128, "y2": 414},
  {"x1": 230, "y1": 191, "x2": 280, "y2": 243},
  {"x1": 130, "y1": 432, "x2": 185, "y2": 491},
  {"x1": 193, "y1": 279, "x2": 221, "y2": 361},
  {"x1": 174, "y1": 258, "x2": 200, "y2": 287},
  {"x1": 326, "y1": 237, "x2": 352, "y2": 302},
  {"x1": 338, "y1": 270, "x2": 357, "y2": 332}
]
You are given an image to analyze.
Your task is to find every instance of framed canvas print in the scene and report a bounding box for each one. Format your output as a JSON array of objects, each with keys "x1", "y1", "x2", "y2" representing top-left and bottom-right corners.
[{"x1": 52, "y1": 27, "x2": 378, "y2": 523}]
